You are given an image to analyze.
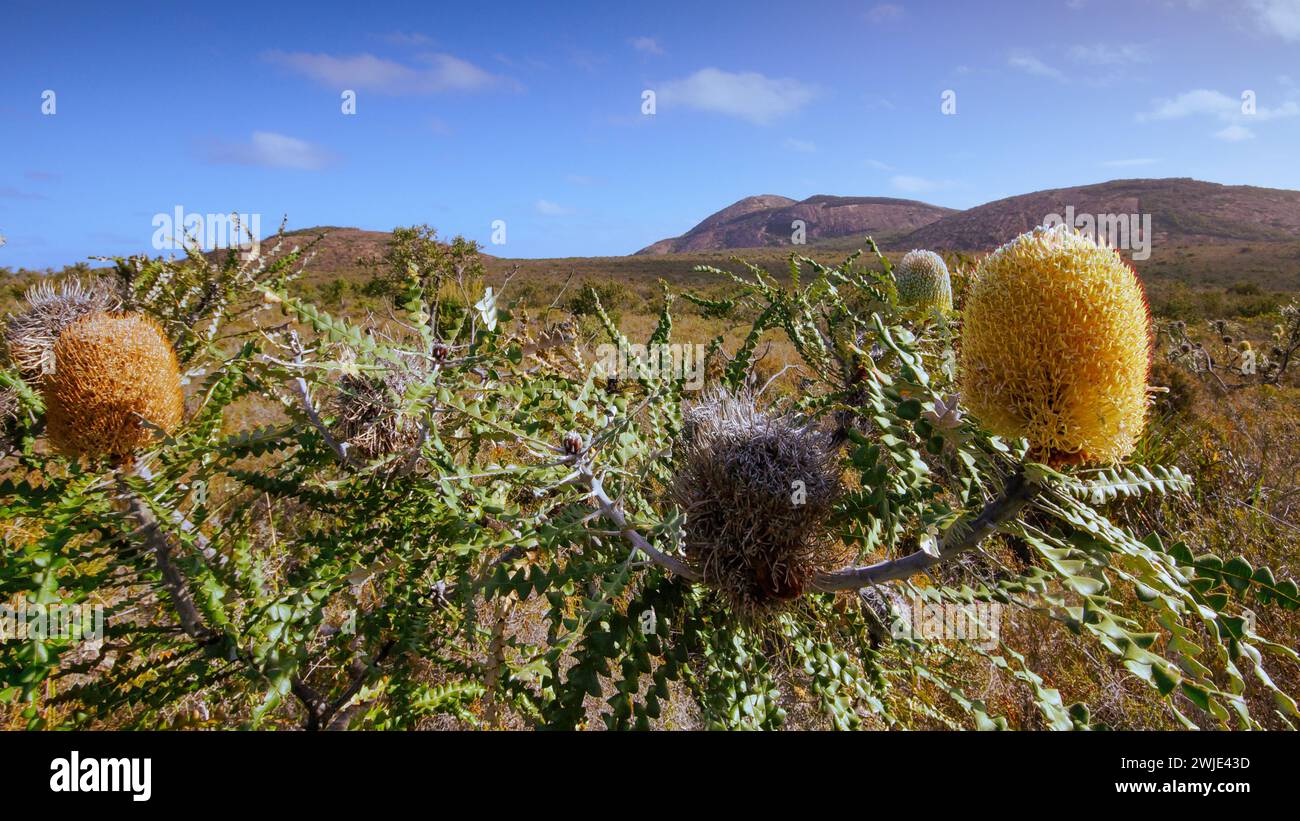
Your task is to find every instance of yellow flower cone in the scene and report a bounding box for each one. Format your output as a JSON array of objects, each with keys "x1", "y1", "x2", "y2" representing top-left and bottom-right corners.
[{"x1": 959, "y1": 225, "x2": 1150, "y2": 465}]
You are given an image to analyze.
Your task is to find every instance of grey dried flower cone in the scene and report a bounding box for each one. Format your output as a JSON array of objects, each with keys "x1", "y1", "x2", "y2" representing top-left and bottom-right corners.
[
  {"x1": 4, "y1": 278, "x2": 121, "y2": 383},
  {"x1": 672, "y1": 388, "x2": 844, "y2": 619},
  {"x1": 330, "y1": 358, "x2": 428, "y2": 464}
]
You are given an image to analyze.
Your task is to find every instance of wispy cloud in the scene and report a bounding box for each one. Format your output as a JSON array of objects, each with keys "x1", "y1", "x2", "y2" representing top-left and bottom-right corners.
[
  {"x1": 1142, "y1": 89, "x2": 1299, "y2": 121},
  {"x1": 376, "y1": 31, "x2": 433, "y2": 47},
  {"x1": 890, "y1": 175, "x2": 960, "y2": 195},
  {"x1": 1247, "y1": 0, "x2": 1300, "y2": 42},
  {"x1": 265, "y1": 50, "x2": 512, "y2": 94},
  {"x1": 0, "y1": 186, "x2": 48, "y2": 200},
  {"x1": 202, "y1": 131, "x2": 337, "y2": 170},
  {"x1": 1214, "y1": 124, "x2": 1255, "y2": 141},
  {"x1": 657, "y1": 68, "x2": 818, "y2": 125},
  {"x1": 1137, "y1": 88, "x2": 1297, "y2": 140},
  {"x1": 630, "y1": 36, "x2": 663, "y2": 55},
  {"x1": 1068, "y1": 43, "x2": 1151, "y2": 65},
  {"x1": 23, "y1": 170, "x2": 60, "y2": 182},
  {"x1": 535, "y1": 199, "x2": 573, "y2": 216},
  {"x1": 782, "y1": 137, "x2": 817, "y2": 153},
  {"x1": 568, "y1": 49, "x2": 606, "y2": 73},
  {"x1": 865, "y1": 4, "x2": 904, "y2": 23},
  {"x1": 1138, "y1": 89, "x2": 1239, "y2": 120},
  {"x1": 865, "y1": 159, "x2": 895, "y2": 171},
  {"x1": 1009, "y1": 43, "x2": 1149, "y2": 85},
  {"x1": 1099, "y1": 157, "x2": 1161, "y2": 167},
  {"x1": 1007, "y1": 51, "x2": 1065, "y2": 81}
]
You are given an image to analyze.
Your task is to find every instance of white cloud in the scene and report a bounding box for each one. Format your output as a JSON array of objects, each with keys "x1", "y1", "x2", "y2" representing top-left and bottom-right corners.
[
  {"x1": 782, "y1": 137, "x2": 817, "y2": 153},
  {"x1": 1138, "y1": 89, "x2": 1238, "y2": 121},
  {"x1": 1139, "y1": 89, "x2": 1298, "y2": 121},
  {"x1": 1138, "y1": 87, "x2": 1297, "y2": 139},
  {"x1": 630, "y1": 36, "x2": 664, "y2": 55},
  {"x1": 1256, "y1": 100, "x2": 1300, "y2": 120},
  {"x1": 1068, "y1": 43, "x2": 1151, "y2": 65},
  {"x1": 865, "y1": 4, "x2": 904, "y2": 23},
  {"x1": 1099, "y1": 157, "x2": 1160, "y2": 167},
  {"x1": 656, "y1": 68, "x2": 818, "y2": 124},
  {"x1": 865, "y1": 158, "x2": 895, "y2": 171},
  {"x1": 203, "y1": 131, "x2": 336, "y2": 170},
  {"x1": 1214, "y1": 124, "x2": 1256, "y2": 141},
  {"x1": 1008, "y1": 52, "x2": 1065, "y2": 80},
  {"x1": 265, "y1": 50, "x2": 510, "y2": 94},
  {"x1": 1247, "y1": 0, "x2": 1300, "y2": 41},
  {"x1": 535, "y1": 199, "x2": 573, "y2": 216},
  {"x1": 890, "y1": 175, "x2": 959, "y2": 194}
]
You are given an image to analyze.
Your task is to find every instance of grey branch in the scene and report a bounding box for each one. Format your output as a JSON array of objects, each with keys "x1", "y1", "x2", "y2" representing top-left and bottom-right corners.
[
  {"x1": 276, "y1": 332, "x2": 361, "y2": 468},
  {"x1": 577, "y1": 458, "x2": 1037, "y2": 591},
  {"x1": 812, "y1": 470, "x2": 1041, "y2": 591},
  {"x1": 119, "y1": 471, "x2": 214, "y2": 643},
  {"x1": 581, "y1": 466, "x2": 702, "y2": 582}
]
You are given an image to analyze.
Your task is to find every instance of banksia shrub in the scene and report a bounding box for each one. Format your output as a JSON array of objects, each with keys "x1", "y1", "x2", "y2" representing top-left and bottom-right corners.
[
  {"x1": 330, "y1": 363, "x2": 426, "y2": 462},
  {"x1": 3, "y1": 278, "x2": 120, "y2": 382},
  {"x1": 672, "y1": 389, "x2": 843, "y2": 618},
  {"x1": 960, "y1": 225, "x2": 1150, "y2": 465},
  {"x1": 44, "y1": 312, "x2": 184, "y2": 460},
  {"x1": 894, "y1": 249, "x2": 953, "y2": 313}
]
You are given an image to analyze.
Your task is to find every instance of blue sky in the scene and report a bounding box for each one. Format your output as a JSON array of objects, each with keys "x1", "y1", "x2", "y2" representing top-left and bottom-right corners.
[{"x1": 2, "y1": 0, "x2": 1299, "y2": 268}]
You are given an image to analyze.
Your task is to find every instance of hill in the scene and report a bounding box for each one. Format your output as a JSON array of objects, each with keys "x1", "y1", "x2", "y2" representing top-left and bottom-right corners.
[
  {"x1": 635, "y1": 194, "x2": 956, "y2": 254},
  {"x1": 897, "y1": 178, "x2": 1300, "y2": 251}
]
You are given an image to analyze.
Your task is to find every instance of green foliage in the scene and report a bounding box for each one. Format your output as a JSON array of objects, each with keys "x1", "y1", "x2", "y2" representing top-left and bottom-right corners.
[{"x1": 2, "y1": 230, "x2": 1296, "y2": 731}]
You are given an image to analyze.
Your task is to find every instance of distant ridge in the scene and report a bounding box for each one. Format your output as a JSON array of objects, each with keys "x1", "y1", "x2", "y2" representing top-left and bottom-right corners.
[
  {"x1": 636, "y1": 178, "x2": 1300, "y2": 255},
  {"x1": 898, "y1": 178, "x2": 1300, "y2": 251},
  {"x1": 635, "y1": 194, "x2": 956, "y2": 255}
]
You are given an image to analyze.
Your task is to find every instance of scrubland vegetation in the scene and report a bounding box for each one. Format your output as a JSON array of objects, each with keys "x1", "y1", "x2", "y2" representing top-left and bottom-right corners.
[{"x1": 1, "y1": 224, "x2": 1297, "y2": 730}]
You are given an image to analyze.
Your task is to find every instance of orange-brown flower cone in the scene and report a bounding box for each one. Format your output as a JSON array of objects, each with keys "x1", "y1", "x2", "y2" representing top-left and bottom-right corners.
[{"x1": 45, "y1": 312, "x2": 184, "y2": 460}]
